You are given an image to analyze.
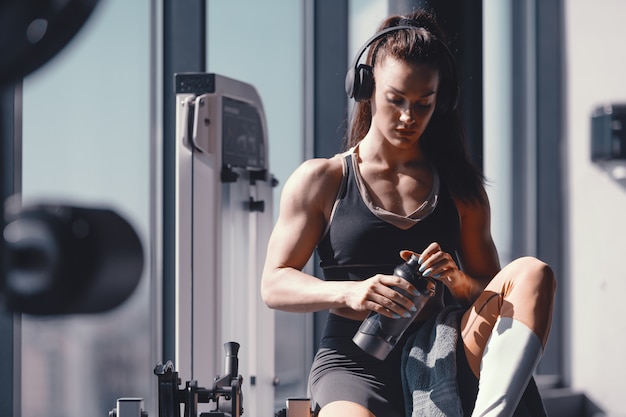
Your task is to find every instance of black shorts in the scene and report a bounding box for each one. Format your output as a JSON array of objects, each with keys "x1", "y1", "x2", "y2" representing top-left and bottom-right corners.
[
  {"x1": 308, "y1": 312, "x2": 483, "y2": 417},
  {"x1": 308, "y1": 313, "x2": 406, "y2": 417}
]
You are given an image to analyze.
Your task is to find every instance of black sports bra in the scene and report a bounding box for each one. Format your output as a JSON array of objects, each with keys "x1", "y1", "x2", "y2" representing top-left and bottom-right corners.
[{"x1": 317, "y1": 152, "x2": 461, "y2": 282}]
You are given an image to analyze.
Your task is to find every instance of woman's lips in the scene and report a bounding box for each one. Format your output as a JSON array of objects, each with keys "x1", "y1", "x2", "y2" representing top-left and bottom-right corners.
[{"x1": 396, "y1": 129, "x2": 416, "y2": 137}]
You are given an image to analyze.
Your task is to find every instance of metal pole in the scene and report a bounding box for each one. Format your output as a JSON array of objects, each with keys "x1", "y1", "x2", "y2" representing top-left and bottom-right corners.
[
  {"x1": 162, "y1": 0, "x2": 206, "y2": 363},
  {"x1": 0, "y1": 81, "x2": 22, "y2": 417}
]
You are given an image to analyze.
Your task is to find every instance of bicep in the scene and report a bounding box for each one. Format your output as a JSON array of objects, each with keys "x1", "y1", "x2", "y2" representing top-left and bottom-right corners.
[
  {"x1": 263, "y1": 165, "x2": 329, "y2": 274},
  {"x1": 265, "y1": 205, "x2": 324, "y2": 273}
]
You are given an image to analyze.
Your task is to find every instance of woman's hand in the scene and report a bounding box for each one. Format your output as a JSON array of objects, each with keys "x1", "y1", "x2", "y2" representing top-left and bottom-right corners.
[
  {"x1": 344, "y1": 274, "x2": 421, "y2": 319},
  {"x1": 402, "y1": 243, "x2": 467, "y2": 299},
  {"x1": 405, "y1": 242, "x2": 495, "y2": 306}
]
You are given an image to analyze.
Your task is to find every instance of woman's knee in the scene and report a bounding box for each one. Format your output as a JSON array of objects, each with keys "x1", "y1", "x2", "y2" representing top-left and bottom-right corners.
[
  {"x1": 505, "y1": 257, "x2": 556, "y2": 333},
  {"x1": 506, "y1": 256, "x2": 556, "y2": 296}
]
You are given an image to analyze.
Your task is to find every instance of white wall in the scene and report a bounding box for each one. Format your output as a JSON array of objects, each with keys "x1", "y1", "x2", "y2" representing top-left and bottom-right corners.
[{"x1": 565, "y1": 0, "x2": 626, "y2": 414}]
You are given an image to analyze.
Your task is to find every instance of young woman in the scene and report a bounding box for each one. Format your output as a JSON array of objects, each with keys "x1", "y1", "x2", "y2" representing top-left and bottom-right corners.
[{"x1": 262, "y1": 9, "x2": 556, "y2": 417}]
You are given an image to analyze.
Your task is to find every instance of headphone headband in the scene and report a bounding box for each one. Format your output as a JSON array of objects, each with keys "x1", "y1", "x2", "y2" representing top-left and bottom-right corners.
[
  {"x1": 348, "y1": 25, "x2": 420, "y2": 76},
  {"x1": 345, "y1": 24, "x2": 459, "y2": 113}
]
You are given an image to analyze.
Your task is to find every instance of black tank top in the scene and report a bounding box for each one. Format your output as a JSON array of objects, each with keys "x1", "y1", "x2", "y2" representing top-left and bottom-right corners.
[{"x1": 317, "y1": 153, "x2": 461, "y2": 282}]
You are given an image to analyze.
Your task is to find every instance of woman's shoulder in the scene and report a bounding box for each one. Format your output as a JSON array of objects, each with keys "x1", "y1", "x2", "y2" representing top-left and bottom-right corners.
[
  {"x1": 289, "y1": 152, "x2": 348, "y2": 186},
  {"x1": 280, "y1": 152, "x2": 352, "y2": 218},
  {"x1": 451, "y1": 184, "x2": 491, "y2": 224}
]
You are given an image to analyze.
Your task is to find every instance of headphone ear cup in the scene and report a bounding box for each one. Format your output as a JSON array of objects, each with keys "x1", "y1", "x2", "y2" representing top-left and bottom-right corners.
[
  {"x1": 353, "y1": 64, "x2": 374, "y2": 102},
  {"x1": 346, "y1": 64, "x2": 373, "y2": 102},
  {"x1": 345, "y1": 67, "x2": 358, "y2": 99}
]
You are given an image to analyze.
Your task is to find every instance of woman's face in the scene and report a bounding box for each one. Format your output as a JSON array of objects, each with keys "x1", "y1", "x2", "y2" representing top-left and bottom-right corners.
[{"x1": 370, "y1": 57, "x2": 439, "y2": 148}]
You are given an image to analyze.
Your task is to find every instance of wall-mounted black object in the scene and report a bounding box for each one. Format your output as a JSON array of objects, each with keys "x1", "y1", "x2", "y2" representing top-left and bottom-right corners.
[
  {"x1": 0, "y1": 0, "x2": 100, "y2": 86},
  {"x1": 2, "y1": 200, "x2": 144, "y2": 315},
  {"x1": 1, "y1": 0, "x2": 145, "y2": 316},
  {"x1": 591, "y1": 104, "x2": 626, "y2": 162}
]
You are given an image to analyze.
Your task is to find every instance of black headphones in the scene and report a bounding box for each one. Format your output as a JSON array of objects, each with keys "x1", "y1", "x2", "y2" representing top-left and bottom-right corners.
[{"x1": 345, "y1": 25, "x2": 459, "y2": 114}]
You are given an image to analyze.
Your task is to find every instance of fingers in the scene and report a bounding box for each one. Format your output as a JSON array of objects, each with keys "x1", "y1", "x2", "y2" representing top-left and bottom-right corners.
[
  {"x1": 366, "y1": 275, "x2": 419, "y2": 319},
  {"x1": 417, "y1": 242, "x2": 456, "y2": 280},
  {"x1": 417, "y1": 242, "x2": 440, "y2": 264}
]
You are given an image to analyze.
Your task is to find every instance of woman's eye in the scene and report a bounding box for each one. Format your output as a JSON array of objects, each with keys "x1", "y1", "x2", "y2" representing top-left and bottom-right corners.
[{"x1": 387, "y1": 97, "x2": 404, "y2": 105}]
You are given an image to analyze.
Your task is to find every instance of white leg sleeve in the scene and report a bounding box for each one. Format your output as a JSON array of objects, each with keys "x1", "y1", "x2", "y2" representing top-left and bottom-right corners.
[{"x1": 471, "y1": 317, "x2": 544, "y2": 417}]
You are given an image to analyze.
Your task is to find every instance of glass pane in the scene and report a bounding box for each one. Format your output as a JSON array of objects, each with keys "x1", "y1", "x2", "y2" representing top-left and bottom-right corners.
[
  {"x1": 20, "y1": 1, "x2": 154, "y2": 416},
  {"x1": 348, "y1": 0, "x2": 388, "y2": 56},
  {"x1": 206, "y1": 0, "x2": 306, "y2": 410}
]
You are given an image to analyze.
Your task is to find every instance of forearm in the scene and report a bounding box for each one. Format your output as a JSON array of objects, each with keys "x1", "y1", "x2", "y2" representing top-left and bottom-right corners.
[
  {"x1": 446, "y1": 270, "x2": 492, "y2": 307},
  {"x1": 261, "y1": 267, "x2": 350, "y2": 313}
]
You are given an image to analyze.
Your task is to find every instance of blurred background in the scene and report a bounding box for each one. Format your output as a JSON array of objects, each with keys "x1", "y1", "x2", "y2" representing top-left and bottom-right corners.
[{"x1": 1, "y1": 0, "x2": 625, "y2": 416}]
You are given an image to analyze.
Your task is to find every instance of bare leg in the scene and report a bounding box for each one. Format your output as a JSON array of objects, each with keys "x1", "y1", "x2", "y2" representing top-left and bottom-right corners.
[
  {"x1": 459, "y1": 257, "x2": 556, "y2": 416},
  {"x1": 460, "y1": 256, "x2": 556, "y2": 378},
  {"x1": 318, "y1": 401, "x2": 376, "y2": 417}
]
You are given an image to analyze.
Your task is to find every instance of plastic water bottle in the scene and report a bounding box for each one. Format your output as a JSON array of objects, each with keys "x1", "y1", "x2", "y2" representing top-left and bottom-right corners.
[{"x1": 352, "y1": 254, "x2": 436, "y2": 360}]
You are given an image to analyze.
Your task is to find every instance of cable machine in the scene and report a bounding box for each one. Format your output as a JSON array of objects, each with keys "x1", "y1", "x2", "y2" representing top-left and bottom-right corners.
[{"x1": 172, "y1": 72, "x2": 276, "y2": 416}]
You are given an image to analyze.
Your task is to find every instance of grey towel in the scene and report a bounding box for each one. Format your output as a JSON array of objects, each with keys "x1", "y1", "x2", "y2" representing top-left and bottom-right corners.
[{"x1": 401, "y1": 306, "x2": 465, "y2": 417}]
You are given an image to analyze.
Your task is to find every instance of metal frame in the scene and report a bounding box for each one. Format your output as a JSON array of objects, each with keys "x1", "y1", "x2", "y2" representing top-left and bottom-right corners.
[
  {"x1": 0, "y1": 82, "x2": 21, "y2": 417},
  {"x1": 532, "y1": 0, "x2": 564, "y2": 381},
  {"x1": 510, "y1": 0, "x2": 564, "y2": 383},
  {"x1": 310, "y1": 0, "x2": 349, "y2": 349},
  {"x1": 162, "y1": 0, "x2": 206, "y2": 364}
]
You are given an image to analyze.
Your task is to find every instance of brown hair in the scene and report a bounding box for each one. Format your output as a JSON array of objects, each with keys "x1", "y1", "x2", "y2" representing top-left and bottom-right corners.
[{"x1": 344, "y1": 9, "x2": 486, "y2": 205}]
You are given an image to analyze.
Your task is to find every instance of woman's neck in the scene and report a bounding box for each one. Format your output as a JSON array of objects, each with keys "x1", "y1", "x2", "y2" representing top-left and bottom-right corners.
[{"x1": 357, "y1": 132, "x2": 427, "y2": 169}]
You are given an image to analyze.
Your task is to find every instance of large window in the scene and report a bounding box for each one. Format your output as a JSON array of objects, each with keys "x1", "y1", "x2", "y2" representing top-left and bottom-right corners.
[
  {"x1": 20, "y1": 1, "x2": 155, "y2": 416},
  {"x1": 206, "y1": 0, "x2": 307, "y2": 408},
  {"x1": 483, "y1": 0, "x2": 563, "y2": 381}
]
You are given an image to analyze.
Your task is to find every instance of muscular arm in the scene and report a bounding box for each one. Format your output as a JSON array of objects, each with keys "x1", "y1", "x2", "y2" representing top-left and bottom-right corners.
[
  {"x1": 452, "y1": 190, "x2": 501, "y2": 305},
  {"x1": 261, "y1": 157, "x2": 421, "y2": 318},
  {"x1": 417, "y1": 189, "x2": 501, "y2": 307},
  {"x1": 261, "y1": 157, "x2": 348, "y2": 312}
]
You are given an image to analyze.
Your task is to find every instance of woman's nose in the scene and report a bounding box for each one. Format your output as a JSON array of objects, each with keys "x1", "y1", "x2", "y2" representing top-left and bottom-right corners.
[{"x1": 400, "y1": 107, "x2": 414, "y2": 124}]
